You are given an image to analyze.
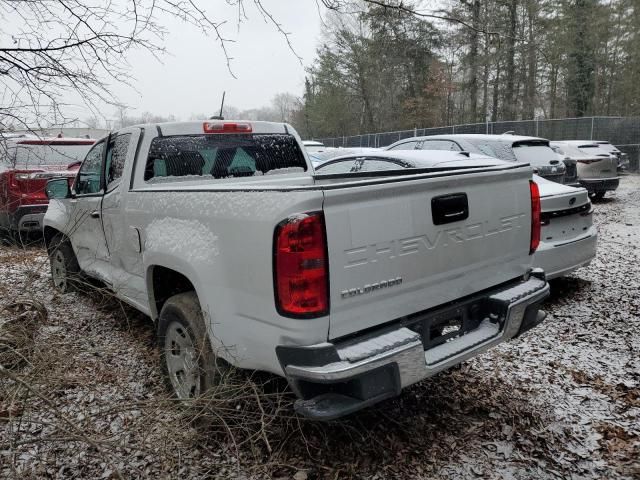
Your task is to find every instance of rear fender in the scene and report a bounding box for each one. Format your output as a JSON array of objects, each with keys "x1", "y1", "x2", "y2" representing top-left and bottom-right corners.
[{"x1": 142, "y1": 254, "x2": 235, "y2": 363}]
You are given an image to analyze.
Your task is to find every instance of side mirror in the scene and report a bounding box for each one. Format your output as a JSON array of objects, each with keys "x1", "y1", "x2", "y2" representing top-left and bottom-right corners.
[{"x1": 45, "y1": 177, "x2": 71, "y2": 200}]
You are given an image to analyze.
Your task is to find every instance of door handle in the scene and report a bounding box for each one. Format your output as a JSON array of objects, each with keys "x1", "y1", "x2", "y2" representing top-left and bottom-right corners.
[{"x1": 90, "y1": 210, "x2": 101, "y2": 219}]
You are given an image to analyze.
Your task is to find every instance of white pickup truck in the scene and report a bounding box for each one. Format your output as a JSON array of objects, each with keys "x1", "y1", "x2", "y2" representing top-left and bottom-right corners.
[{"x1": 43, "y1": 120, "x2": 549, "y2": 420}]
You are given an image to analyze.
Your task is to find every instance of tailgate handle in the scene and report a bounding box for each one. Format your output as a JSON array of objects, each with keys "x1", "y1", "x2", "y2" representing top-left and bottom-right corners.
[
  {"x1": 444, "y1": 210, "x2": 466, "y2": 218},
  {"x1": 431, "y1": 193, "x2": 469, "y2": 225}
]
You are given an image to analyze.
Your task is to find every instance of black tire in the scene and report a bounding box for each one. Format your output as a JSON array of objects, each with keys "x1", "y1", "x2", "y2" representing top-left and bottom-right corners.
[
  {"x1": 0, "y1": 228, "x2": 14, "y2": 246},
  {"x1": 47, "y1": 234, "x2": 81, "y2": 293},
  {"x1": 0, "y1": 228, "x2": 22, "y2": 246},
  {"x1": 589, "y1": 191, "x2": 606, "y2": 201},
  {"x1": 157, "y1": 291, "x2": 225, "y2": 400}
]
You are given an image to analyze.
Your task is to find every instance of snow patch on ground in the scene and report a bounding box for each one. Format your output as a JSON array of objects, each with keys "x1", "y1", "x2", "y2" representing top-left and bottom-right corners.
[{"x1": 1, "y1": 175, "x2": 639, "y2": 479}]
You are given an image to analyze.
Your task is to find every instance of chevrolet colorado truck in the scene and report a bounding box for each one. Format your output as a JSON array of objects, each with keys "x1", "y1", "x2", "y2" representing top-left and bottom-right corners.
[{"x1": 43, "y1": 120, "x2": 550, "y2": 420}]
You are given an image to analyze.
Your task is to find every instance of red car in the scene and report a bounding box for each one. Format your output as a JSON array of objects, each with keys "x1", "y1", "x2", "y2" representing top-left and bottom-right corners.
[{"x1": 0, "y1": 135, "x2": 95, "y2": 237}]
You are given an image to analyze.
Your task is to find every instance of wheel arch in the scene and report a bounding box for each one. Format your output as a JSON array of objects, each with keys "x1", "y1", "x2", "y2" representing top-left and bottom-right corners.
[
  {"x1": 147, "y1": 264, "x2": 200, "y2": 321},
  {"x1": 43, "y1": 226, "x2": 64, "y2": 249},
  {"x1": 44, "y1": 227, "x2": 77, "y2": 257}
]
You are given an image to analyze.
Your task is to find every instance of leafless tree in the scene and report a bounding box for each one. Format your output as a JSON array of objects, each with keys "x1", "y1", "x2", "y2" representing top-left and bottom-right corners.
[
  {"x1": 272, "y1": 92, "x2": 299, "y2": 123},
  {"x1": 0, "y1": 0, "x2": 295, "y2": 133}
]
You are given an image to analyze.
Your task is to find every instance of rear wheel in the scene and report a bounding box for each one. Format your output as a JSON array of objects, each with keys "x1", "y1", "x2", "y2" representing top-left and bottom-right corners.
[
  {"x1": 47, "y1": 234, "x2": 80, "y2": 292},
  {"x1": 589, "y1": 191, "x2": 606, "y2": 201},
  {"x1": 157, "y1": 292, "x2": 224, "y2": 399}
]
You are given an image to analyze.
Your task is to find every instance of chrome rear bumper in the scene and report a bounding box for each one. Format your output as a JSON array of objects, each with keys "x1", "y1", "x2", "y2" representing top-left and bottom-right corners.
[{"x1": 278, "y1": 272, "x2": 549, "y2": 420}]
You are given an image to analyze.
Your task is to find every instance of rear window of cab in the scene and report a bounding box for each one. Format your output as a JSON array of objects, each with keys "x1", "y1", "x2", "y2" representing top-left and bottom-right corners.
[{"x1": 143, "y1": 134, "x2": 307, "y2": 182}]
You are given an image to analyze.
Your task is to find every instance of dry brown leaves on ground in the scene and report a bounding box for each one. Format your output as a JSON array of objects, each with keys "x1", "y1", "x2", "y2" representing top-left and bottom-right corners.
[{"x1": 1, "y1": 177, "x2": 640, "y2": 478}]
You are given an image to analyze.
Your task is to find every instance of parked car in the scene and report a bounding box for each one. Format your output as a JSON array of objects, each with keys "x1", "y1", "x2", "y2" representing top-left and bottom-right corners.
[
  {"x1": 0, "y1": 135, "x2": 95, "y2": 236},
  {"x1": 550, "y1": 141, "x2": 619, "y2": 201},
  {"x1": 302, "y1": 140, "x2": 327, "y2": 153},
  {"x1": 316, "y1": 150, "x2": 596, "y2": 279},
  {"x1": 550, "y1": 145, "x2": 580, "y2": 187},
  {"x1": 43, "y1": 120, "x2": 549, "y2": 420},
  {"x1": 385, "y1": 134, "x2": 567, "y2": 184},
  {"x1": 592, "y1": 141, "x2": 629, "y2": 172},
  {"x1": 532, "y1": 175, "x2": 596, "y2": 279}
]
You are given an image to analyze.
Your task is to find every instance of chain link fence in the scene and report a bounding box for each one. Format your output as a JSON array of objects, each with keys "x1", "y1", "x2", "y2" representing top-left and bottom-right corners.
[{"x1": 315, "y1": 116, "x2": 640, "y2": 172}]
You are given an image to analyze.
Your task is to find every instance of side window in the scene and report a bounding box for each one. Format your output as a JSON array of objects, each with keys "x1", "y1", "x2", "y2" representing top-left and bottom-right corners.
[
  {"x1": 468, "y1": 140, "x2": 502, "y2": 159},
  {"x1": 105, "y1": 134, "x2": 132, "y2": 190},
  {"x1": 478, "y1": 144, "x2": 497, "y2": 157},
  {"x1": 420, "y1": 140, "x2": 462, "y2": 151},
  {"x1": 75, "y1": 141, "x2": 105, "y2": 195},
  {"x1": 388, "y1": 141, "x2": 418, "y2": 151}
]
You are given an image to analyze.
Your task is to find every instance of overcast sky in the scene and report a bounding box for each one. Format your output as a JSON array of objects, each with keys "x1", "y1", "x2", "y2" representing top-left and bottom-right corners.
[{"x1": 106, "y1": 1, "x2": 324, "y2": 121}]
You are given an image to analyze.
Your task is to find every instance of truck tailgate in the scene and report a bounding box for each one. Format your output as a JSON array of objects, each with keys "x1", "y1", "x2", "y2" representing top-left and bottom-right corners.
[{"x1": 322, "y1": 166, "x2": 533, "y2": 339}]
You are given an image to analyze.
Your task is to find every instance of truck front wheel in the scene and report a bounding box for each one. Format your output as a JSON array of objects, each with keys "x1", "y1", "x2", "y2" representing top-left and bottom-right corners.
[
  {"x1": 157, "y1": 292, "x2": 222, "y2": 399},
  {"x1": 47, "y1": 234, "x2": 81, "y2": 293}
]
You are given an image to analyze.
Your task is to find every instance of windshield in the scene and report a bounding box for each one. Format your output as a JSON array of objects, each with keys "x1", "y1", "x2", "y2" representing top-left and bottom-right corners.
[
  {"x1": 144, "y1": 133, "x2": 307, "y2": 182},
  {"x1": 5, "y1": 142, "x2": 94, "y2": 168}
]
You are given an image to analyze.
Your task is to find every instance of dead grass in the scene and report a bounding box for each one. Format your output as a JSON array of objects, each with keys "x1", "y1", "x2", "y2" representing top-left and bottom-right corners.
[
  {"x1": 0, "y1": 256, "x2": 563, "y2": 478},
  {"x1": 1, "y1": 177, "x2": 640, "y2": 478}
]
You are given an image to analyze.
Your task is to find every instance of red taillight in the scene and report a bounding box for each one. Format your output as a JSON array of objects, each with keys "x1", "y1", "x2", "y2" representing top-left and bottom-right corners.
[
  {"x1": 530, "y1": 180, "x2": 541, "y2": 254},
  {"x1": 8, "y1": 170, "x2": 44, "y2": 187},
  {"x1": 8, "y1": 172, "x2": 18, "y2": 189},
  {"x1": 8, "y1": 171, "x2": 34, "y2": 189},
  {"x1": 274, "y1": 212, "x2": 329, "y2": 318},
  {"x1": 203, "y1": 121, "x2": 252, "y2": 134}
]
